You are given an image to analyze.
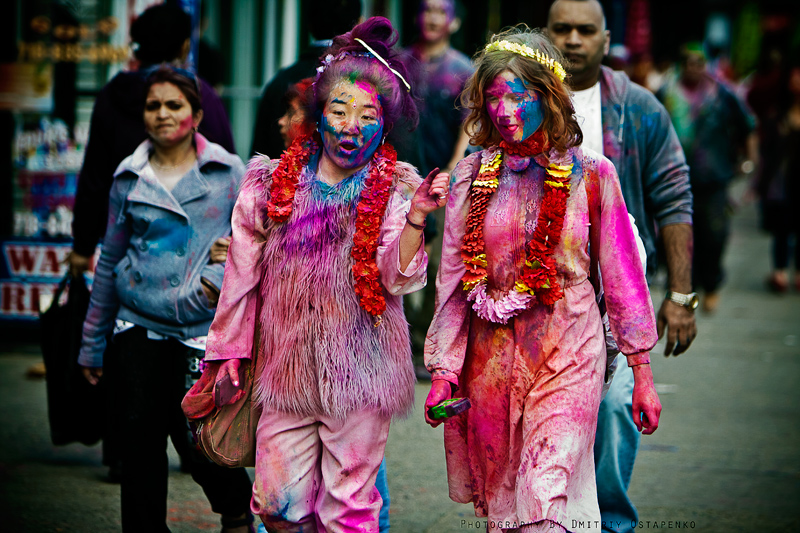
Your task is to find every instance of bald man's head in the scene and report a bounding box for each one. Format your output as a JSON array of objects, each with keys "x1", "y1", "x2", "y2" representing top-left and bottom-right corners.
[
  {"x1": 548, "y1": 0, "x2": 606, "y2": 31},
  {"x1": 547, "y1": 0, "x2": 610, "y2": 90}
]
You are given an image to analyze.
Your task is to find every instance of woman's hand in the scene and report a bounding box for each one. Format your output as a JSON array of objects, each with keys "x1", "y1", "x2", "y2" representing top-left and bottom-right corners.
[
  {"x1": 67, "y1": 251, "x2": 92, "y2": 278},
  {"x1": 81, "y1": 366, "x2": 103, "y2": 386},
  {"x1": 215, "y1": 358, "x2": 246, "y2": 406},
  {"x1": 209, "y1": 237, "x2": 231, "y2": 264},
  {"x1": 407, "y1": 168, "x2": 450, "y2": 226},
  {"x1": 631, "y1": 362, "x2": 662, "y2": 435},
  {"x1": 424, "y1": 379, "x2": 453, "y2": 428}
]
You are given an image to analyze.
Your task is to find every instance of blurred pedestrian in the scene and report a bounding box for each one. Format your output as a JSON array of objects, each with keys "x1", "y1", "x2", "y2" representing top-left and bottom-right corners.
[
  {"x1": 209, "y1": 17, "x2": 448, "y2": 532},
  {"x1": 277, "y1": 77, "x2": 315, "y2": 148},
  {"x1": 405, "y1": 0, "x2": 473, "y2": 174},
  {"x1": 547, "y1": 1, "x2": 695, "y2": 531},
  {"x1": 424, "y1": 26, "x2": 661, "y2": 533},
  {"x1": 77, "y1": 66, "x2": 254, "y2": 533},
  {"x1": 402, "y1": 0, "x2": 474, "y2": 365},
  {"x1": 250, "y1": 0, "x2": 362, "y2": 158},
  {"x1": 750, "y1": 64, "x2": 800, "y2": 292},
  {"x1": 659, "y1": 43, "x2": 758, "y2": 312}
]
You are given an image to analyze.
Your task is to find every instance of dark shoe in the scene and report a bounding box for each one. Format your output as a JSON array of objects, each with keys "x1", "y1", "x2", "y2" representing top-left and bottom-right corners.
[
  {"x1": 106, "y1": 463, "x2": 123, "y2": 484},
  {"x1": 702, "y1": 292, "x2": 721, "y2": 313},
  {"x1": 221, "y1": 512, "x2": 256, "y2": 533}
]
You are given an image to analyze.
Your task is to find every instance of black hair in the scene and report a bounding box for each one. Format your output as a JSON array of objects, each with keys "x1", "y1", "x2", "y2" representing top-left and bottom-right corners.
[
  {"x1": 144, "y1": 65, "x2": 203, "y2": 115},
  {"x1": 307, "y1": 0, "x2": 363, "y2": 40},
  {"x1": 130, "y1": 3, "x2": 192, "y2": 66}
]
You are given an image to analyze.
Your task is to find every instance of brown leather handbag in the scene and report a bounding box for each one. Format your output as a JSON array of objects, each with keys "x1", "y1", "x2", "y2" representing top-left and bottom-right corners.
[
  {"x1": 182, "y1": 289, "x2": 262, "y2": 468},
  {"x1": 181, "y1": 354, "x2": 259, "y2": 468}
]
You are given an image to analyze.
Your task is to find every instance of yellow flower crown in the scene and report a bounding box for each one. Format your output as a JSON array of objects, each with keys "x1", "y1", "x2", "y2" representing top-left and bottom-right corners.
[{"x1": 484, "y1": 40, "x2": 567, "y2": 82}]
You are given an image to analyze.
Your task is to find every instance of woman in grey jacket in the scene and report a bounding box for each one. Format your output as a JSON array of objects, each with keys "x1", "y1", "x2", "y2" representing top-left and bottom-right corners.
[{"x1": 78, "y1": 66, "x2": 254, "y2": 533}]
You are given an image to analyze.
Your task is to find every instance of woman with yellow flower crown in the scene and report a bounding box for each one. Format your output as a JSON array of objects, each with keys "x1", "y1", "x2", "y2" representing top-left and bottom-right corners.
[
  {"x1": 424, "y1": 27, "x2": 662, "y2": 533},
  {"x1": 201, "y1": 16, "x2": 449, "y2": 532}
]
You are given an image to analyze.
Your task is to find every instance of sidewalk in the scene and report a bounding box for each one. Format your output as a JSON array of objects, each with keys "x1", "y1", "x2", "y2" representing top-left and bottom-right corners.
[{"x1": 0, "y1": 198, "x2": 798, "y2": 532}]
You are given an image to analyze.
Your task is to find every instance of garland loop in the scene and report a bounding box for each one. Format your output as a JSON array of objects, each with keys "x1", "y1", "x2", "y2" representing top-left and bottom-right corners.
[{"x1": 461, "y1": 140, "x2": 574, "y2": 323}]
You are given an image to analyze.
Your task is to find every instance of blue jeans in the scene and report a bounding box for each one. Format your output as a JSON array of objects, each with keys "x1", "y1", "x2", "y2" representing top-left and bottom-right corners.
[
  {"x1": 256, "y1": 458, "x2": 390, "y2": 532},
  {"x1": 376, "y1": 457, "x2": 391, "y2": 531},
  {"x1": 594, "y1": 360, "x2": 640, "y2": 533}
]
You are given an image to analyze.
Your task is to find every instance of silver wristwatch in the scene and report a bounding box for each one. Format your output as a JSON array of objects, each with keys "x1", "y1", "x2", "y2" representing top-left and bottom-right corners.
[{"x1": 665, "y1": 290, "x2": 699, "y2": 310}]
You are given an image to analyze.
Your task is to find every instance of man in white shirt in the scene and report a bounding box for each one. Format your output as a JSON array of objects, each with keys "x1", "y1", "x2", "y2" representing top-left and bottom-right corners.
[{"x1": 548, "y1": 1, "x2": 696, "y2": 532}]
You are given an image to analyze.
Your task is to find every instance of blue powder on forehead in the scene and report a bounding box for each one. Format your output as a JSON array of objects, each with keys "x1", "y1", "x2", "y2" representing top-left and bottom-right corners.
[{"x1": 506, "y1": 77, "x2": 528, "y2": 94}]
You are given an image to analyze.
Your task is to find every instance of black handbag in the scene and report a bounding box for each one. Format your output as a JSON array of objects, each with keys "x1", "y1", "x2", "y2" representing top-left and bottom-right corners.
[{"x1": 39, "y1": 274, "x2": 105, "y2": 446}]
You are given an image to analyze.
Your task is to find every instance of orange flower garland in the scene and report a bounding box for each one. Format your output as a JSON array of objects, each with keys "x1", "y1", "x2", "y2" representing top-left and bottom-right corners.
[
  {"x1": 267, "y1": 133, "x2": 318, "y2": 222},
  {"x1": 461, "y1": 143, "x2": 574, "y2": 313},
  {"x1": 267, "y1": 133, "x2": 397, "y2": 321},
  {"x1": 351, "y1": 143, "x2": 397, "y2": 320}
]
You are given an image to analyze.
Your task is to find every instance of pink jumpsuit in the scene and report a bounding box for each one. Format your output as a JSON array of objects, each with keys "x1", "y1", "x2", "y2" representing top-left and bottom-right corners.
[
  {"x1": 425, "y1": 147, "x2": 657, "y2": 533},
  {"x1": 206, "y1": 155, "x2": 426, "y2": 532}
]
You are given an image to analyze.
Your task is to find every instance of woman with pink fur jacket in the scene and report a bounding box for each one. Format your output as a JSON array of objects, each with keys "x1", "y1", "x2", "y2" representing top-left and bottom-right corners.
[{"x1": 203, "y1": 17, "x2": 448, "y2": 533}]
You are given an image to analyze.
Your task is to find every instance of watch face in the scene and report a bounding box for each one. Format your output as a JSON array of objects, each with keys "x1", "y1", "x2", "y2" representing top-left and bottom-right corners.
[{"x1": 689, "y1": 293, "x2": 700, "y2": 310}]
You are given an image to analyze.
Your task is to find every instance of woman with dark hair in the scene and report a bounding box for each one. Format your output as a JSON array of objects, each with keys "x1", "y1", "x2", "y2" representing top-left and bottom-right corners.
[
  {"x1": 424, "y1": 27, "x2": 661, "y2": 533},
  {"x1": 78, "y1": 66, "x2": 254, "y2": 533},
  {"x1": 204, "y1": 17, "x2": 448, "y2": 532}
]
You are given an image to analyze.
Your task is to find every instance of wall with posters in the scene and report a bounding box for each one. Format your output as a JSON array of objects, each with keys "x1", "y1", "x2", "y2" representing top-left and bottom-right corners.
[{"x1": 0, "y1": 241, "x2": 73, "y2": 320}]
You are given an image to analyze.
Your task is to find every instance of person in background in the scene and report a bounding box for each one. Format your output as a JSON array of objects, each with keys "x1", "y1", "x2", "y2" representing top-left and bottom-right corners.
[
  {"x1": 424, "y1": 26, "x2": 661, "y2": 533},
  {"x1": 250, "y1": 0, "x2": 362, "y2": 158},
  {"x1": 749, "y1": 64, "x2": 800, "y2": 293},
  {"x1": 546, "y1": 2, "x2": 695, "y2": 531},
  {"x1": 405, "y1": 0, "x2": 473, "y2": 174},
  {"x1": 78, "y1": 66, "x2": 254, "y2": 533},
  {"x1": 401, "y1": 0, "x2": 474, "y2": 363},
  {"x1": 209, "y1": 17, "x2": 448, "y2": 532},
  {"x1": 658, "y1": 42, "x2": 758, "y2": 313},
  {"x1": 277, "y1": 78, "x2": 316, "y2": 148}
]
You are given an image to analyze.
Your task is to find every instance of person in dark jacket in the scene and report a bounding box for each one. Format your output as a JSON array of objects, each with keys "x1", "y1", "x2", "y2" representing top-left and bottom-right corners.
[
  {"x1": 249, "y1": 0, "x2": 362, "y2": 159},
  {"x1": 68, "y1": 3, "x2": 236, "y2": 275}
]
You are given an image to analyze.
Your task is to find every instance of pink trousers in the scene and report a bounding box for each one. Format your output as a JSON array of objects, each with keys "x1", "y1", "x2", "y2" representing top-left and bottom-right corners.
[{"x1": 252, "y1": 409, "x2": 390, "y2": 533}]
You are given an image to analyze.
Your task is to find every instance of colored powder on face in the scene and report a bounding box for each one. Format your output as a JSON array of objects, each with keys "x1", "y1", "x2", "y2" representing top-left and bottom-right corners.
[
  {"x1": 506, "y1": 77, "x2": 543, "y2": 140},
  {"x1": 320, "y1": 82, "x2": 384, "y2": 169}
]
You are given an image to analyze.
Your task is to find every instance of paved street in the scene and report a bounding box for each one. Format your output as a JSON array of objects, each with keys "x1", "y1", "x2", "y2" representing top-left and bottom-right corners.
[{"x1": 0, "y1": 193, "x2": 798, "y2": 532}]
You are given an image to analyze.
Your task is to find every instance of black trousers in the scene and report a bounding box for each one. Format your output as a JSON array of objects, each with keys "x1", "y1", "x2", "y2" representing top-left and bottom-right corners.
[
  {"x1": 692, "y1": 186, "x2": 730, "y2": 293},
  {"x1": 114, "y1": 327, "x2": 252, "y2": 532}
]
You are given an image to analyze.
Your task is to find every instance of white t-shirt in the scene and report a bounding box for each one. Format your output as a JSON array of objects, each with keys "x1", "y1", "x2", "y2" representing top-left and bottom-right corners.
[
  {"x1": 572, "y1": 82, "x2": 647, "y2": 269},
  {"x1": 571, "y1": 82, "x2": 604, "y2": 156}
]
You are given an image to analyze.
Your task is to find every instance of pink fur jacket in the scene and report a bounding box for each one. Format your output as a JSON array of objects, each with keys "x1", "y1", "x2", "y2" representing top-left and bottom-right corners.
[{"x1": 205, "y1": 153, "x2": 426, "y2": 420}]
